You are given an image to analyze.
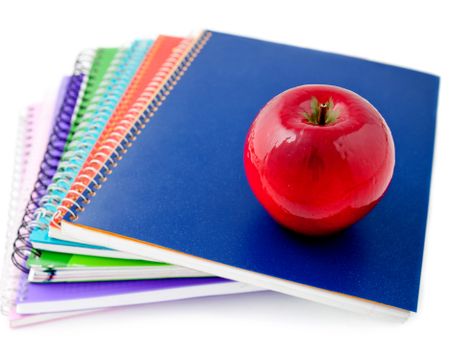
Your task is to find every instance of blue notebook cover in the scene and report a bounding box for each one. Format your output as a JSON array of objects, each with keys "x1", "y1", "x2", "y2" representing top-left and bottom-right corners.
[{"x1": 64, "y1": 31, "x2": 439, "y2": 313}]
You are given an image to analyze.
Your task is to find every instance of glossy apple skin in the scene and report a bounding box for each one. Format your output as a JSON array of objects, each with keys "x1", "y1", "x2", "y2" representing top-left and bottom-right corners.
[{"x1": 244, "y1": 85, "x2": 395, "y2": 236}]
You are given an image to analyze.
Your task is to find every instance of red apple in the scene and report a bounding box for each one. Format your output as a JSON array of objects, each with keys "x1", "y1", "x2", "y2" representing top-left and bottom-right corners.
[{"x1": 244, "y1": 84, "x2": 395, "y2": 235}]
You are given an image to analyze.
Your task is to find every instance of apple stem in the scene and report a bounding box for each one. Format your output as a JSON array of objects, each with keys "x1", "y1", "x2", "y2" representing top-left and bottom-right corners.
[
  {"x1": 318, "y1": 103, "x2": 328, "y2": 126},
  {"x1": 303, "y1": 97, "x2": 339, "y2": 126}
]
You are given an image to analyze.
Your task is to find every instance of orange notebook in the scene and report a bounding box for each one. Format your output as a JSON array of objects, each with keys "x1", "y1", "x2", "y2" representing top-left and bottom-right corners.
[{"x1": 51, "y1": 35, "x2": 193, "y2": 236}]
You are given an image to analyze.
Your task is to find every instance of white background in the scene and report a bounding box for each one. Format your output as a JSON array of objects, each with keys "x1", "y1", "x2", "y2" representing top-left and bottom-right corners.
[{"x1": 0, "y1": 0, "x2": 449, "y2": 353}]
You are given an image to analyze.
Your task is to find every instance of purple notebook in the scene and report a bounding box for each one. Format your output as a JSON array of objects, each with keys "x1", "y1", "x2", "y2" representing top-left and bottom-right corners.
[{"x1": 15, "y1": 278, "x2": 260, "y2": 314}]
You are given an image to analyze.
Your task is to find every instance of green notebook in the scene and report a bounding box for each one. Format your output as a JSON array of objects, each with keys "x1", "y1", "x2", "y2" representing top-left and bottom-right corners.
[
  {"x1": 67, "y1": 48, "x2": 120, "y2": 142},
  {"x1": 27, "y1": 251, "x2": 209, "y2": 283}
]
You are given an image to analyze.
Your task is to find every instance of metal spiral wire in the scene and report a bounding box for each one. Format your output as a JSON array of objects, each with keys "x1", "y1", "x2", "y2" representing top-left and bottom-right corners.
[
  {"x1": 57, "y1": 32, "x2": 212, "y2": 225},
  {"x1": 33, "y1": 41, "x2": 152, "y2": 235},
  {"x1": 10, "y1": 50, "x2": 95, "y2": 273}
]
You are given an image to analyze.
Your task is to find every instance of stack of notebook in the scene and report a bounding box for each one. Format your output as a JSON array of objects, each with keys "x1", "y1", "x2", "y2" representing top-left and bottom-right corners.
[{"x1": 0, "y1": 31, "x2": 439, "y2": 327}]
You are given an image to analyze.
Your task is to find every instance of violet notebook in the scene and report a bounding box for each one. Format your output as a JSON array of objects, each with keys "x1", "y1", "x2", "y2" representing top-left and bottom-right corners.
[{"x1": 15, "y1": 278, "x2": 257, "y2": 314}]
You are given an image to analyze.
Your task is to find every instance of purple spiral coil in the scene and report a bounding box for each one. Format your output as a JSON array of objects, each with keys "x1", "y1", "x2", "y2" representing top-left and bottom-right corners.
[{"x1": 11, "y1": 72, "x2": 86, "y2": 273}]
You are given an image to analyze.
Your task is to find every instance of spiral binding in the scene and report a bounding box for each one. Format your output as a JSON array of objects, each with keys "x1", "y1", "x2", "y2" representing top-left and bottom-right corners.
[
  {"x1": 52, "y1": 35, "x2": 209, "y2": 227},
  {"x1": 54, "y1": 32, "x2": 212, "y2": 223},
  {"x1": 31, "y1": 42, "x2": 151, "y2": 234},
  {"x1": 10, "y1": 50, "x2": 95, "y2": 274}
]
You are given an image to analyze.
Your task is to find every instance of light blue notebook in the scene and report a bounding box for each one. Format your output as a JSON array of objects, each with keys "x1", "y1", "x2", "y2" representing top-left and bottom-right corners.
[{"x1": 30, "y1": 41, "x2": 152, "y2": 260}]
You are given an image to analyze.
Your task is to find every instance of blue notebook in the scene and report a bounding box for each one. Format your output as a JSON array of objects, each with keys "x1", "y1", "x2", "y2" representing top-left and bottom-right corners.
[{"x1": 61, "y1": 31, "x2": 439, "y2": 317}]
